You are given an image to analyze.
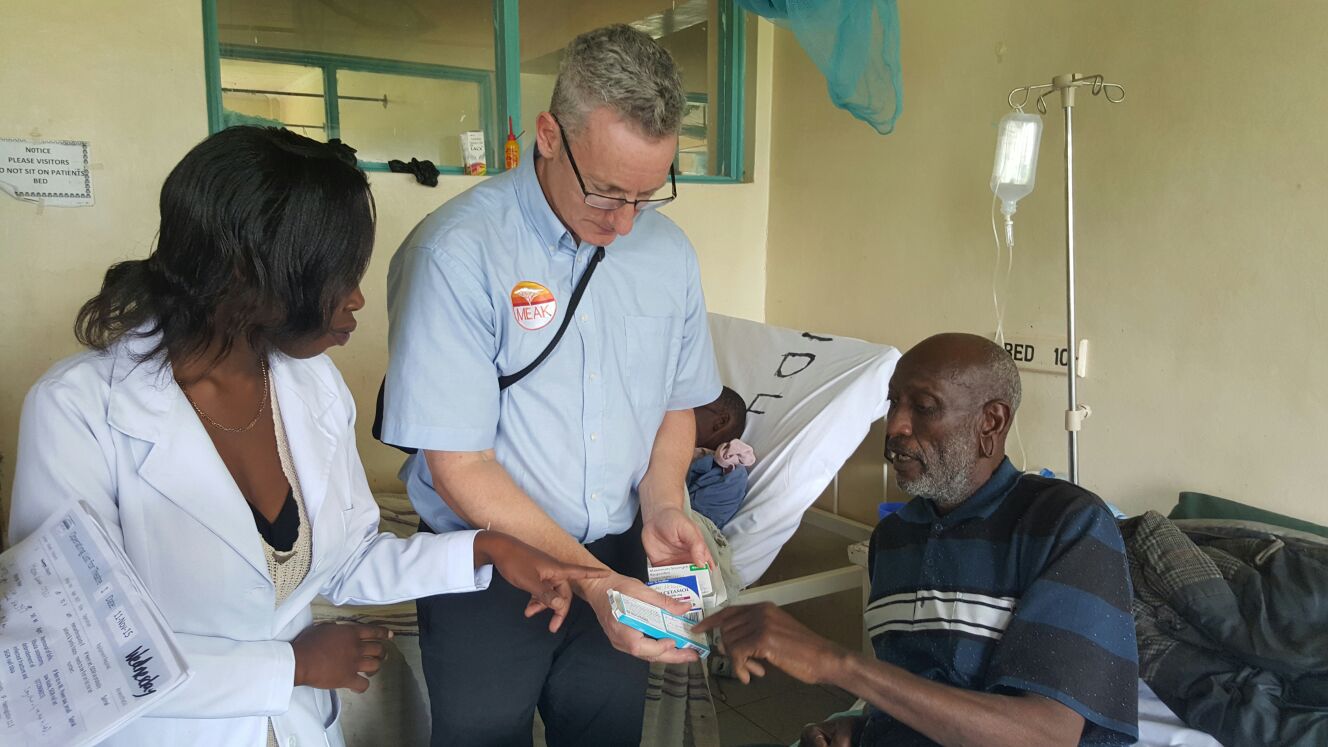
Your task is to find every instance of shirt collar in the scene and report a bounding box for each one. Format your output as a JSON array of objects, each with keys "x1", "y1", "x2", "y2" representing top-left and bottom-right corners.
[
  {"x1": 894, "y1": 457, "x2": 1021, "y2": 526},
  {"x1": 513, "y1": 153, "x2": 574, "y2": 256}
]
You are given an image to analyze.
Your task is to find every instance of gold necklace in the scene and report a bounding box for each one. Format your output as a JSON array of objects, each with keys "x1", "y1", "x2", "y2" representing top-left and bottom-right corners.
[{"x1": 178, "y1": 358, "x2": 269, "y2": 433}]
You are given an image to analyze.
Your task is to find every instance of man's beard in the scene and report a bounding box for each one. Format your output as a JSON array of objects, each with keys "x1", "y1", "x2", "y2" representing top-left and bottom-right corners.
[{"x1": 894, "y1": 432, "x2": 979, "y2": 511}]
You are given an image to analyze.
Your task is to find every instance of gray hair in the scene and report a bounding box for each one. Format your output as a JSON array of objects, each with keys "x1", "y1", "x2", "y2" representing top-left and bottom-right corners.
[
  {"x1": 984, "y1": 342, "x2": 1023, "y2": 414},
  {"x1": 550, "y1": 24, "x2": 686, "y2": 139}
]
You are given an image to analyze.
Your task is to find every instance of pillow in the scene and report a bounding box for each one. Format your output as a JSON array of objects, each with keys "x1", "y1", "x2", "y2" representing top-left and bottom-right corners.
[
  {"x1": 1170, "y1": 491, "x2": 1328, "y2": 540},
  {"x1": 707, "y1": 313, "x2": 900, "y2": 587}
]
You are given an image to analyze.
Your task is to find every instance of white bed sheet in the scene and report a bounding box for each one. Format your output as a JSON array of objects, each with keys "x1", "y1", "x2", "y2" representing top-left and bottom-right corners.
[
  {"x1": 707, "y1": 313, "x2": 900, "y2": 587},
  {"x1": 1137, "y1": 680, "x2": 1222, "y2": 747}
]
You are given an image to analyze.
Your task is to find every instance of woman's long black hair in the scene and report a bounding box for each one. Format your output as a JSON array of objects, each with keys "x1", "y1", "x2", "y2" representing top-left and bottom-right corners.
[{"x1": 76, "y1": 126, "x2": 375, "y2": 366}]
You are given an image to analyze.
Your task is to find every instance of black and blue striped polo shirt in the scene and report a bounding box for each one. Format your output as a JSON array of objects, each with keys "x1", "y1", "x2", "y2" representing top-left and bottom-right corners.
[{"x1": 862, "y1": 458, "x2": 1138, "y2": 746}]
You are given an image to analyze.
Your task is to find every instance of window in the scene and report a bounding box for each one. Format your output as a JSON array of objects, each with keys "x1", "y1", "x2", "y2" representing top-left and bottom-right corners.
[{"x1": 204, "y1": 0, "x2": 747, "y2": 180}]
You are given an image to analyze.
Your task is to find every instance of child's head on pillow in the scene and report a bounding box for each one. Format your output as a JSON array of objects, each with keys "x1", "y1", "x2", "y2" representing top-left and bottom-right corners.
[{"x1": 694, "y1": 386, "x2": 747, "y2": 451}]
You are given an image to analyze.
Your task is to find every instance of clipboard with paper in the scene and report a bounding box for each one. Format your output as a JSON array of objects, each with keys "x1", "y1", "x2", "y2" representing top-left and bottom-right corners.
[{"x1": 0, "y1": 501, "x2": 190, "y2": 746}]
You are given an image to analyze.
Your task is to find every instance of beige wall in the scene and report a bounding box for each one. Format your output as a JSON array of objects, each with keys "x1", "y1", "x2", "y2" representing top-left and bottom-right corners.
[
  {"x1": 8, "y1": 0, "x2": 1322, "y2": 533},
  {"x1": 766, "y1": 1, "x2": 1328, "y2": 525},
  {"x1": 0, "y1": 2, "x2": 772, "y2": 521}
]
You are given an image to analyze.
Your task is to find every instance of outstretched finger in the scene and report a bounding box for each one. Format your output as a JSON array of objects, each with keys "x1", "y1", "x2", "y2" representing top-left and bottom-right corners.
[
  {"x1": 683, "y1": 530, "x2": 714, "y2": 568},
  {"x1": 692, "y1": 606, "x2": 743, "y2": 634},
  {"x1": 359, "y1": 640, "x2": 387, "y2": 660},
  {"x1": 524, "y1": 595, "x2": 572, "y2": 633},
  {"x1": 654, "y1": 645, "x2": 701, "y2": 665},
  {"x1": 720, "y1": 629, "x2": 766, "y2": 683},
  {"x1": 347, "y1": 673, "x2": 371, "y2": 694},
  {"x1": 545, "y1": 563, "x2": 611, "y2": 582},
  {"x1": 626, "y1": 632, "x2": 681, "y2": 660},
  {"x1": 621, "y1": 585, "x2": 692, "y2": 617},
  {"x1": 533, "y1": 579, "x2": 573, "y2": 613},
  {"x1": 357, "y1": 624, "x2": 393, "y2": 641}
]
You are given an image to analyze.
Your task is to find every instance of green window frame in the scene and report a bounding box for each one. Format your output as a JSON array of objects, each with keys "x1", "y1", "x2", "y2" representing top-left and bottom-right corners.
[{"x1": 201, "y1": 0, "x2": 747, "y2": 182}]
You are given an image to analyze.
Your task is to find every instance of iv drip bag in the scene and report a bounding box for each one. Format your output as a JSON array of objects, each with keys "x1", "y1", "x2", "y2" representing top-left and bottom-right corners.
[{"x1": 991, "y1": 111, "x2": 1043, "y2": 217}]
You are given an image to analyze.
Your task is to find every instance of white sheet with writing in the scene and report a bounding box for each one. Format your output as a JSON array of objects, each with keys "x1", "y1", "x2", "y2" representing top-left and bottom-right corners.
[{"x1": 0, "y1": 502, "x2": 189, "y2": 746}]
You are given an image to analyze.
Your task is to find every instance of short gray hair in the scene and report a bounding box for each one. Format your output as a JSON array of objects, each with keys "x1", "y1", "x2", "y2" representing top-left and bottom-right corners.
[
  {"x1": 982, "y1": 342, "x2": 1023, "y2": 414},
  {"x1": 550, "y1": 24, "x2": 686, "y2": 139}
]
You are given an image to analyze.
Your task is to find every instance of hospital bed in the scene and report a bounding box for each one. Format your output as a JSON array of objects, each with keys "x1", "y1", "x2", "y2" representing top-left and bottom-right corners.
[{"x1": 704, "y1": 313, "x2": 897, "y2": 605}]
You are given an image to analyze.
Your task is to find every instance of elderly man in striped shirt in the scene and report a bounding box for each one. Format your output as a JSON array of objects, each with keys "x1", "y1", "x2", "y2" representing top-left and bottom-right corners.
[{"x1": 697, "y1": 333, "x2": 1138, "y2": 747}]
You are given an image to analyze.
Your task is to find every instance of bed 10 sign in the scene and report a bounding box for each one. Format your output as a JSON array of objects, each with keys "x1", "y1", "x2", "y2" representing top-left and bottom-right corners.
[{"x1": 996, "y1": 334, "x2": 1086, "y2": 377}]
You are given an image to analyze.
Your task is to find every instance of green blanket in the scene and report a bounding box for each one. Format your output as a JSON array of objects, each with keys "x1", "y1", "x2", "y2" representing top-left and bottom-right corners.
[{"x1": 1170, "y1": 491, "x2": 1328, "y2": 539}]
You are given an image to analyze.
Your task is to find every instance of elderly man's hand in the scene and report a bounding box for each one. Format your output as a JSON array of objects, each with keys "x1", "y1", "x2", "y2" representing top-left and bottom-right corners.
[
  {"x1": 693, "y1": 602, "x2": 847, "y2": 685},
  {"x1": 800, "y1": 715, "x2": 866, "y2": 747}
]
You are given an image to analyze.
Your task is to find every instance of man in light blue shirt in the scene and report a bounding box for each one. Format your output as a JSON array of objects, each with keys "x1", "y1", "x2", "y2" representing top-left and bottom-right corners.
[{"x1": 381, "y1": 24, "x2": 721, "y2": 747}]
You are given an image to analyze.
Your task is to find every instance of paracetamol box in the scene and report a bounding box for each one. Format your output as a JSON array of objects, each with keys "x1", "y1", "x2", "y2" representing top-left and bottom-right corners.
[
  {"x1": 647, "y1": 575, "x2": 703, "y2": 621},
  {"x1": 608, "y1": 589, "x2": 709, "y2": 658}
]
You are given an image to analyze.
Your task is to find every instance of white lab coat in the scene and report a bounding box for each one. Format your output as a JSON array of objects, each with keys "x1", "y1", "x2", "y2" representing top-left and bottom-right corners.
[{"x1": 8, "y1": 332, "x2": 492, "y2": 747}]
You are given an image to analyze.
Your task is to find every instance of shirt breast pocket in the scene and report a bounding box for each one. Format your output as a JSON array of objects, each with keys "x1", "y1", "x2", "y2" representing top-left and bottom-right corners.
[{"x1": 624, "y1": 315, "x2": 680, "y2": 411}]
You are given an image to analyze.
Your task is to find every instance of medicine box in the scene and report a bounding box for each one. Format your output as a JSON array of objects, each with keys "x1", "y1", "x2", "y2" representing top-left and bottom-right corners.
[
  {"x1": 648, "y1": 575, "x2": 703, "y2": 621},
  {"x1": 608, "y1": 589, "x2": 710, "y2": 658},
  {"x1": 647, "y1": 562, "x2": 714, "y2": 622},
  {"x1": 647, "y1": 562, "x2": 714, "y2": 597}
]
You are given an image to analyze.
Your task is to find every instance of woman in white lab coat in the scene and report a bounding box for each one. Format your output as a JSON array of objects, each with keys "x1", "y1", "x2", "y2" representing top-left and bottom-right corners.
[{"x1": 8, "y1": 126, "x2": 601, "y2": 747}]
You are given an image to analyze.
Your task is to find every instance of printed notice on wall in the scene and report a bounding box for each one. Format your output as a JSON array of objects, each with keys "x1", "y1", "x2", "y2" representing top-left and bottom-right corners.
[
  {"x1": 0, "y1": 502, "x2": 189, "y2": 746},
  {"x1": 0, "y1": 139, "x2": 94, "y2": 207}
]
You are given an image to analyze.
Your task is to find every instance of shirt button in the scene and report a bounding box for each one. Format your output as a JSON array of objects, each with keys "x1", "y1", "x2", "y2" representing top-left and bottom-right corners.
[
  {"x1": 590, "y1": 432, "x2": 599, "y2": 441},
  {"x1": 580, "y1": 314, "x2": 589, "y2": 322},
  {"x1": 591, "y1": 492, "x2": 600, "y2": 500},
  {"x1": 589, "y1": 372, "x2": 598, "y2": 381}
]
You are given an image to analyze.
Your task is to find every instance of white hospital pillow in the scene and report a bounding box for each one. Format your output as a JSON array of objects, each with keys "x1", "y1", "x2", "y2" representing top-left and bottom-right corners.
[{"x1": 707, "y1": 314, "x2": 900, "y2": 587}]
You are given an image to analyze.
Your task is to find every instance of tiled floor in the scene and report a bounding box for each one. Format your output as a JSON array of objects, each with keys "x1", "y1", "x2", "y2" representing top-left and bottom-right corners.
[
  {"x1": 713, "y1": 668, "x2": 858, "y2": 745},
  {"x1": 711, "y1": 525, "x2": 867, "y2": 745}
]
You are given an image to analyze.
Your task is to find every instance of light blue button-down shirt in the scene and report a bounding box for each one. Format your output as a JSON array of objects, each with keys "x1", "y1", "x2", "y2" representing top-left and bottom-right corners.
[{"x1": 383, "y1": 157, "x2": 721, "y2": 542}]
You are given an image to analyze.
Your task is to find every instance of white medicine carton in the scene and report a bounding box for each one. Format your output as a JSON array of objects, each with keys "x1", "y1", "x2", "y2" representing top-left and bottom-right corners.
[
  {"x1": 608, "y1": 589, "x2": 710, "y2": 658},
  {"x1": 647, "y1": 562, "x2": 714, "y2": 622}
]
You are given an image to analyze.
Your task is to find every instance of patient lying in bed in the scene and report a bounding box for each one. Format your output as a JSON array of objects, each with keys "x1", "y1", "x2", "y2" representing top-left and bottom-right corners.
[{"x1": 689, "y1": 387, "x2": 754, "y2": 529}]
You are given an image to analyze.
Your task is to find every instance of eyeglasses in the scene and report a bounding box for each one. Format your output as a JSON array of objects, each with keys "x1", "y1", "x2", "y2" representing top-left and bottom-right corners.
[{"x1": 554, "y1": 117, "x2": 676, "y2": 212}]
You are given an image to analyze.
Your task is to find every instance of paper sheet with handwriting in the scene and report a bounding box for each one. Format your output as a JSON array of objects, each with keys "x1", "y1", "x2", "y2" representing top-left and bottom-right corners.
[{"x1": 0, "y1": 502, "x2": 189, "y2": 746}]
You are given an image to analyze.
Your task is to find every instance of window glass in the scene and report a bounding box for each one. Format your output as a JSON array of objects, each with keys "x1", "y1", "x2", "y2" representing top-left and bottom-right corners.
[
  {"x1": 217, "y1": 0, "x2": 497, "y2": 167},
  {"x1": 217, "y1": 0, "x2": 495, "y2": 67},
  {"x1": 207, "y1": 1, "x2": 743, "y2": 178},
  {"x1": 220, "y1": 59, "x2": 326, "y2": 139},
  {"x1": 337, "y1": 71, "x2": 485, "y2": 167},
  {"x1": 518, "y1": 0, "x2": 727, "y2": 177}
]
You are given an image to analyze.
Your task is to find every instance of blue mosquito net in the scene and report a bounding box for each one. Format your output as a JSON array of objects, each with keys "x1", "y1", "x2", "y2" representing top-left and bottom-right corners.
[{"x1": 736, "y1": 0, "x2": 903, "y2": 134}]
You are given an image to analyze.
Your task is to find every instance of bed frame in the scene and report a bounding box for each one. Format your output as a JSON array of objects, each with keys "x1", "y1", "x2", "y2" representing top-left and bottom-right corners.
[
  {"x1": 734, "y1": 466, "x2": 882, "y2": 656},
  {"x1": 735, "y1": 507, "x2": 873, "y2": 606}
]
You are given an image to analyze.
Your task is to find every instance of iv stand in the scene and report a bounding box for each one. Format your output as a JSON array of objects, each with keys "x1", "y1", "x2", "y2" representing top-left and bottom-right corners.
[{"x1": 1007, "y1": 74, "x2": 1125, "y2": 485}]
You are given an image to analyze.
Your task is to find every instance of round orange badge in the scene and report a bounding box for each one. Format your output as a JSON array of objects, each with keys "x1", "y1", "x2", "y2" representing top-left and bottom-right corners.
[{"x1": 510, "y1": 281, "x2": 557, "y2": 331}]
